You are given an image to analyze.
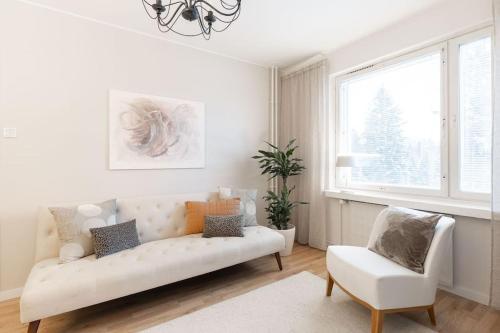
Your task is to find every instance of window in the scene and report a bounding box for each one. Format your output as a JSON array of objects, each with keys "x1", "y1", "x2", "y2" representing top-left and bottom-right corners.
[
  {"x1": 451, "y1": 33, "x2": 492, "y2": 198},
  {"x1": 335, "y1": 28, "x2": 492, "y2": 200}
]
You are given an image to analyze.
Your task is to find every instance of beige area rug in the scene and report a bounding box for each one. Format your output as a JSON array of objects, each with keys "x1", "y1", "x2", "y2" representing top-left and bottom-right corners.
[{"x1": 142, "y1": 271, "x2": 435, "y2": 333}]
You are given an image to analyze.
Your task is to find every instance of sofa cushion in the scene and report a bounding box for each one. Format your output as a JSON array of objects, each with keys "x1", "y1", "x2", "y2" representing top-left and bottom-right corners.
[
  {"x1": 185, "y1": 199, "x2": 240, "y2": 235},
  {"x1": 368, "y1": 207, "x2": 441, "y2": 274},
  {"x1": 20, "y1": 226, "x2": 285, "y2": 323},
  {"x1": 49, "y1": 199, "x2": 117, "y2": 263},
  {"x1": 91, "y1": 220, "x2": 140, "y2": 259},
  {"x1": 219, "y1": 188, "x2": 259, "y2": 226},
  {"x1": 115, "y1": 193, "x2": 212, "y2": 245}
]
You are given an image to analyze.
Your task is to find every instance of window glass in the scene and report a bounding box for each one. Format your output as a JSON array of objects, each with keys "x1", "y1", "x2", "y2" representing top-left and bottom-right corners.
[
  {"x1": 459, "y1": 37, "x2": 492, "y2": 193},
  {"x1": 339, "y1": 52, "x2": 442, "y2": 189}
]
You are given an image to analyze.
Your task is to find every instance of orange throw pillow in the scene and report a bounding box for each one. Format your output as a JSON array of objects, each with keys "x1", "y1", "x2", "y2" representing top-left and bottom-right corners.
[{"x1": 185, "y1": 199, "x2": 240, "y2": 235}]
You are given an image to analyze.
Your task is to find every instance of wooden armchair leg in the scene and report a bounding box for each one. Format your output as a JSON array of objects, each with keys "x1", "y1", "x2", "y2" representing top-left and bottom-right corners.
[
  {"x1": 28, "y1": 320, "x2": 41, "y2": 333},
  {"x1": 274, "y1": 252, "x2": 283, "y2": 271},
  {"x1": 371, "y1": 310, "x2": 384, "y2": 333},
  {"x1": 427, "y1": 305, "x2": 437, "y2": 326},
  {"x1": 326, "y1": 274, "x2": 334, "y2": 296}
]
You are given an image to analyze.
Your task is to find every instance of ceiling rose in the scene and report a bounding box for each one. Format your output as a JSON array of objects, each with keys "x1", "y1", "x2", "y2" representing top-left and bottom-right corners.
[{"x1": 142, "y1": 0, "x2": 242, "y2": 40}]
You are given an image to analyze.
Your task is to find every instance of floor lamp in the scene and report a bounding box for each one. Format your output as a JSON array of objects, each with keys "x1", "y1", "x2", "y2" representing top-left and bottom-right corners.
[{"x1": 335, "y1": 155, "x2": 356, "y2": 245}]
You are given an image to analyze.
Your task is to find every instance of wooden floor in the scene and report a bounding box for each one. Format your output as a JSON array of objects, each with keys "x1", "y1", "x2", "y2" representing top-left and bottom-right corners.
[{"x1": 1, "y1": 244, "x2": 499, "y2": 332}]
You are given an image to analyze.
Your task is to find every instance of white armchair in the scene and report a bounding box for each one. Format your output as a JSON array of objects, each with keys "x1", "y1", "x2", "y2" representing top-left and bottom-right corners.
[{"x1": 326, "y1": 207, "x2": 455, "y2": 333}]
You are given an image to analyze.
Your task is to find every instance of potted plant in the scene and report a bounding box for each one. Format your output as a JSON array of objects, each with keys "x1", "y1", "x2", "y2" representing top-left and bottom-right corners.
[{"x1": 252, "y1": 139, "x2": 307, "y2": 256}]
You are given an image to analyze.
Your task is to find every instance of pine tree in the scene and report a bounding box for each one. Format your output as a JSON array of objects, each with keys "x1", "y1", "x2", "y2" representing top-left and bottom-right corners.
[{"x1": 358, "y1": 87, "x2": 409, "y2": 184}]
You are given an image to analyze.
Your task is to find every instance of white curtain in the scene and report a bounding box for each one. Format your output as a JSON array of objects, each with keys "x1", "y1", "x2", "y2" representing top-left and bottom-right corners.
[
  {"x1": 279, "y1": 60, "x2": 328, "y2": 249},
  {"x1": 492, "y1": 0, "x2": 500, "y2": 308}
]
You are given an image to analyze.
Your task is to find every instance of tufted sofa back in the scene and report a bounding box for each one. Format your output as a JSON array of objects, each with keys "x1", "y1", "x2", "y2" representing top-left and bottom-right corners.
[{"x1": 35, "y1": 192, "x2": 214, "y2": 263}]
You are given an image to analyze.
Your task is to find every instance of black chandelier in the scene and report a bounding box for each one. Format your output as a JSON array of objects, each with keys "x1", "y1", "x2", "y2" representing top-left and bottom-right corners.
[{"x1": 142, "y1": 0, "x2": 242, "y2": 39}]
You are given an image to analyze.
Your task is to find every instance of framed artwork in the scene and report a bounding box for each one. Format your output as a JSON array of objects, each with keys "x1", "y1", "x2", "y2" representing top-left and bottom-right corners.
[{"x1": 109, "y1": 90, "x2": 205, "y2": 169}]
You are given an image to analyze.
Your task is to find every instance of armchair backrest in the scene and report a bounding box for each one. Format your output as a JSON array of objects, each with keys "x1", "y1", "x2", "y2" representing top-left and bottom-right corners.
[{"x1": 367, "y1": 207, "x2": 455, "y2": 280}]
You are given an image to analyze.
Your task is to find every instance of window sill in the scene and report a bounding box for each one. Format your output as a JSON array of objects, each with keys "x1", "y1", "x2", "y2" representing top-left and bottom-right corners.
[{"x1": 324, "y1": 189, "x2": 490, "y2": 220}]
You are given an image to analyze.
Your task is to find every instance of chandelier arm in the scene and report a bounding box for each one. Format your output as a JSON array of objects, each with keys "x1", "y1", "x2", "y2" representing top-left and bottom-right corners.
[
  {"x1": 220, "y1": 0, "x2": 239, "y2": 10},
  {"x1": 211, "y1": 24, "x2": 231, "y2": 33},
  {"x1": 159, "y1": 0, "x2": 172, "y2": 21},
  {"x1": 161, "y1": 11, "x2": 205, "y2": 36},
  {"x1": 143, "y1": 0, "x2": 184, "y2": 19},
  {"x1": 164, "y1": 1, "x2": 186, "y2": 8},
  {"x1": 193, "y1": 0, "x2": 240, "y2": 17},
  {"x1": 211, "y1": 19, "x2": 233, "y2": 32},
  {"x1": 212, "y1": 11, "x2": 239, "y2": 23},
  {"x1": 157, "y1": 3, "x2": 186, "y2": 27},
  {"x1": 160, "y1": 1, "x2": 183, "y2": 21},
  {"x1": 142, "y1": 0, "x2": 159, "y2": 19},
  {"x1": 157, "y1": 1, "x2": 187, "y2": 22},
  {"x1": 157, "y1": 10, "x2": 183, "y2": 33},
  {"x1": 195, "y1": 4, "x2": 238, "y2": 24},
  {"x1": 196, "y1": 6, "x2": 212, "y2": 40},
  {"x1": 167, "y1": 26, "x2": 205, "y2": 36},
  {"x1": 196, "y1": 13, "x2": 211, "y2": 35}
]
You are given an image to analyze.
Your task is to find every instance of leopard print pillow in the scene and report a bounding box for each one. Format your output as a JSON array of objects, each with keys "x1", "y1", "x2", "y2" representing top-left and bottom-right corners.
[
  {"x1": 203, "y1": 215, "x2": 244, "y2": 238},
  {"x1": 90, "y1": 220, "x2": 140, "y2": 259}
]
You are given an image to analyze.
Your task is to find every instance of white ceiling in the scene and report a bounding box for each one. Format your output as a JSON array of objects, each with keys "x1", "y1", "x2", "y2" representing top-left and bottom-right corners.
[{"x1": 22, "y1": 0, "x2": 448, "y2": 67}]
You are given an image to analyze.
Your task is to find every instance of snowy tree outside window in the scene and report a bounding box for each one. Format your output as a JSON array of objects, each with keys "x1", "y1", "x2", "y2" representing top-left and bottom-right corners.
[{"x1": 339, "y1": 52, "x2": 442, "y2": 189}]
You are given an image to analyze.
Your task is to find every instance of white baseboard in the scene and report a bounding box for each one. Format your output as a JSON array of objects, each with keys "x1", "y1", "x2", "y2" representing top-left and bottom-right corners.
[
  {"x1": 0, "y1": 287, "x2": 23, "y2": 302},
  {"x1": 439, "y1": 285, "x2": 489, "y2": 305}
]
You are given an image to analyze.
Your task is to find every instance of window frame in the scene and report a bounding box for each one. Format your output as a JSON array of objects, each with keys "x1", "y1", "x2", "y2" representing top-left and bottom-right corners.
[
  {"x1": 334, "y1": 43, "x2": 449, "y2": 197},
  {"x1": 448, "y1": 27, "x2": 493, "y2": 201},
  {"x1": 333, "y1": 28, "x2": 493, "y2": 202}
]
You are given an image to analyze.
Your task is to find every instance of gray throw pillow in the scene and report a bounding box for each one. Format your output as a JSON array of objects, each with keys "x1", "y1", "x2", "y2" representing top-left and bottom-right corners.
[
  {"x1": 49, "y1": 199, "x2": 117, "y2": 263},
  {"x1": 219, "y1": 187, "x2": 258, "y2": 226},
  {"x1": 203, "y1": 215, "x2": 244, "y2": 238},
  {"x1": 368, "y1": 208, "x2": 441, "y2": 274},
  {"x1": 90, "y1": 220, "x2": 140, "y2": 259}
]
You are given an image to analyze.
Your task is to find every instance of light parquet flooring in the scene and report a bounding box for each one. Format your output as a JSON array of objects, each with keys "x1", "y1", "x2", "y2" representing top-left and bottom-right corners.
[{"x1": 0, "y1": 244, "x2": 499, "y2": 332}]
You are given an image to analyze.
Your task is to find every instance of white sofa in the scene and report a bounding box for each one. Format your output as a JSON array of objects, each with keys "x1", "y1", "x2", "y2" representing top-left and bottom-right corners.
[{"x1": 20, "y1": 193, "x2": 285, "y2": 332}]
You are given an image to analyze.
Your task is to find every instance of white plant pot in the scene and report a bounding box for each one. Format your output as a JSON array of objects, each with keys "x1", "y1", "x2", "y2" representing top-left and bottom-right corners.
[{"x1": 275, "y1": 224, "x2": 295, "y2": 257}]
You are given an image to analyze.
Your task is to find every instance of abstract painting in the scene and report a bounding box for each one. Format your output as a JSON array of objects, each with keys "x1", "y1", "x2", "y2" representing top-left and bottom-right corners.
[{"x1": 109, "y1": 90, "x2": 205, "y2": 169}]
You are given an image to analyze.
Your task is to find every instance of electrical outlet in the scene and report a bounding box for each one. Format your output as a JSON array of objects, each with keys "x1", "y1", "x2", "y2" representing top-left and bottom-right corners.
[{"x1": 3, "y1": 128, "x2": 17, "y2": 138}]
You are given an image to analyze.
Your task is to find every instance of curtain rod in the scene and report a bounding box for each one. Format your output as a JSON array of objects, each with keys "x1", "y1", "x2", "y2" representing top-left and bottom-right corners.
[{"x1": 280, "y1": 54, "x2": 326, "y2": 77}]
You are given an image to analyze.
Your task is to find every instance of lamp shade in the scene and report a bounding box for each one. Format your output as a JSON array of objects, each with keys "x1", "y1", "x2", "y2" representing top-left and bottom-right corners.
[
  {"x1": 336, "y1": 154, "x2": 379, "y2": 168},
  {"x1": 336, "y1": 154, "x2": 357, "y2": 168}
]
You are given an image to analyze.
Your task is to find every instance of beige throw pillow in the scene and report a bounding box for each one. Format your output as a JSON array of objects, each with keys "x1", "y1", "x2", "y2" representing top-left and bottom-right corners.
[
  {"x1": 49, "y1": 199, "x2": 117, "y2": 263},
  {"x1": 368, "y1": 207, "x2": 441, "y2": 274}
]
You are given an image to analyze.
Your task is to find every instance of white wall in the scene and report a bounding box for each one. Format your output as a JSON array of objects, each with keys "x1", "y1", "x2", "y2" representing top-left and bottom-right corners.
[
  {"x1": 324, "y1": 0, "x2": 493, "y2": 305},
  {"x1": 0, "y1": 1, "x2": 269, "y2": 293},
  {"x1": 327, "y1": 0, "x2": 493, "y2": 74}
]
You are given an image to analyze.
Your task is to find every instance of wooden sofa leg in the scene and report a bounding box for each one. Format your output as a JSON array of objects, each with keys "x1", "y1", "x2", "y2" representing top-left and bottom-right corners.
[
  {"x1": 371, "y1": 310, "x2": 384, "y2": 333},
  {"x1": 274, "y1": 252, "x2": 283, "y2": 271},
  {"x1": 427, "y1": 305, "x2": 437, "y2": 326},
  {"x1": 28, "y1": 320, "x2": 41, "y2": 333},
  {"x1": 326, "y1": 273, "x2": 334, "y2": 296}
]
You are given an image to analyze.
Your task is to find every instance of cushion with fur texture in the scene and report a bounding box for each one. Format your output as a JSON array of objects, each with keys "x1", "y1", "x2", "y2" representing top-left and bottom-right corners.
[{"x1": 368, "y1": 207, "x2": 441, "y2": 273}]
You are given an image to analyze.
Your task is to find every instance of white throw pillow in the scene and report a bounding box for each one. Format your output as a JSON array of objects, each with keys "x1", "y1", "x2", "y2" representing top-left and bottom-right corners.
[
  {"x1": 49, "y1": 199, "x2": 117, "y2": 263},
  {"x1": 218, "y1": 187, "x2": 258, "y2": 227}
]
